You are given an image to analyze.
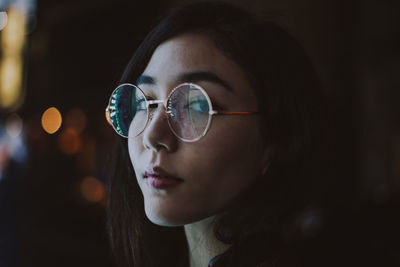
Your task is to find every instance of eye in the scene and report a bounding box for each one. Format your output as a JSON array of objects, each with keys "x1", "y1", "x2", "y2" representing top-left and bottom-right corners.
[
  {"x1": 188, "y1": 98, "x2": 209, "y2": 113},
  {"x1": 133, "y1": 97, "x2": 147, "y2": 112},
  {"x1": 210, "y1": 101, "x2": 222, "y2": 110}
]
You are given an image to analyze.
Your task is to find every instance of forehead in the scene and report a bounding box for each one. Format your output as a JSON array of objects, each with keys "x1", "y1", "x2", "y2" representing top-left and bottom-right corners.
[
  {"x1": 144, "y1": 33, "x2": 223, "y2": 75},
  {"x1": 141, "y1": 33, "x2": 256, "y2": 101}
]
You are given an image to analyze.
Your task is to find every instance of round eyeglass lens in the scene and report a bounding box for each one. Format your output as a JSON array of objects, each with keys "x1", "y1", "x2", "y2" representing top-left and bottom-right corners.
[
  {"x1": 167, "y1": 84, "x2": 212, "y2": 141},
  {"x1": 108, "y1": 84, "x2": 148, "y2": 138}
]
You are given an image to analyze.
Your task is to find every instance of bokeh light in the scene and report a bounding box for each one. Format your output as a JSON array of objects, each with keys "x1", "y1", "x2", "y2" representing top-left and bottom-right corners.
[
  {"x1": 5, "y1": 113, "x2": 23, "y2": 138},
  {"x1": 65, "y1": 108, "x2": 86, "y2": 134},
  {"x1": 0, "y1": 11, "x2": 8, "y2": 31},
  {"x1": 57, "y1": 128, "x2": 81, "y2": 155},
  {"x1": 0, "y1": 8, "x2": 27, "y2": 110},
  {"x1": 1, "y1": 8, "x2": 26, "y2": 53},
  {"x1": 80, "y1": 176, "x2": 106, "y2": 203},
  {"x1": 0, "y1": 57, "x2": 23, "y2": 109},
  {"x1": 0, "y1": 144, "x2": 10, "y2": 178},
  {"x1": 41, "y1": 107, "x2": 62, "y2": 134}
]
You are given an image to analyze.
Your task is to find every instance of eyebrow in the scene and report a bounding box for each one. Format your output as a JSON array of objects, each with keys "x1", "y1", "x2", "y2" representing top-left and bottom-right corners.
[
  {"x1": 136, "y1": 75, "x2": 155, "y2": 86},
  {"x1": 177, "y1": 71, "x2": 233, "y2": 92},
  {"x1": 136, "y1": 71, "x2": 234, "y2": 92}
]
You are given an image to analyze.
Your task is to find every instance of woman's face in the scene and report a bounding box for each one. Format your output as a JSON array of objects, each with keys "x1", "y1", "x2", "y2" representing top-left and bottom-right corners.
[{"x1": 128, "y1": 33, "x2": 269, "y2": 226}]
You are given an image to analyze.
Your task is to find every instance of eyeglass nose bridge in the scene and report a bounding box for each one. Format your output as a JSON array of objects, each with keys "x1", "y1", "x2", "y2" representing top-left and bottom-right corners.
[
  {"x1": 146, "y1": 99, "x2": 173, "y2": 119},
  {"x1": 147, "y1": 99, "x2": 163, "y2": 109}
]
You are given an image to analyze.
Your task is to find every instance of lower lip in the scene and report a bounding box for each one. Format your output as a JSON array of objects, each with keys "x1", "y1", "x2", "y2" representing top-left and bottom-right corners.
[{"x1": 145, "y1": 176, "x2": 183, "y2": 189}]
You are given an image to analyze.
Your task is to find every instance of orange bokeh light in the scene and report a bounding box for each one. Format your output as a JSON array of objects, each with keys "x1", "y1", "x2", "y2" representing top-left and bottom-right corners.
[
  {"x1": 65, "y1": 108, "x2": 86, "y2": 134},
  {"x1": 41, "y1": 107, "x2": 62, "y2": 134},
  {"x1": 58, "y1": 128, "x2": 81, "y2": 155},
  {"x1": 80, "y1": 176, "x2": 106, "y2": 203}
]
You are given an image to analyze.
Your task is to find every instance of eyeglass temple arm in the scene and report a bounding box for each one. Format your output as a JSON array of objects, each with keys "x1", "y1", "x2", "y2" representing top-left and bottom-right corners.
[
  {"x1": 144, "y1": 99, "x2": 258, "y2": 116},
  {"x1": 210, "y1": 111, "x2": 259, "y2": 115}
]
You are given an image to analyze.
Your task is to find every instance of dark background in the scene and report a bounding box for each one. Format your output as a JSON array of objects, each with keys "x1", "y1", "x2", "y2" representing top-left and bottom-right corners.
[{"x1": 0, "y1": 0, "x2": 399, "y2": 266}]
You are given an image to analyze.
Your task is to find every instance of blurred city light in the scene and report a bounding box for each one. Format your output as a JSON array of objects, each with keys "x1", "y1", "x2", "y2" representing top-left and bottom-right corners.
[
  {"x1": 0, "y1": 118, "x2": 27, "y2": 180},
  {"x1": 58, "y1": 128, "x2": 81, "y2": 155},
  {"x1": 80, "y1": 176, "x2": 106, "y2": 203},
  {"x1": 0, "y1": 7, "x2": 27, "y2": 110},
  {"x1": 0, "y1": 144, "x2": 10, "y2": 180},
  {"x1": 1, "y1": 8, "x2": 25, "y2": 53},
  {"x1": 41, "y1": 107, "x2": 62, "y2": 134},
  {"x1": 0, "y1": 56, "x2": 23, "y2": 109},
  {"x1": 65, "y1": 108, "x2": 86, "y2": 134},
  {"x1": 5, "y1": 113, "x2": 23, "y2": 138},
  {"x1": 0, "y1": 11, "x2": 8, "y2": 31}
]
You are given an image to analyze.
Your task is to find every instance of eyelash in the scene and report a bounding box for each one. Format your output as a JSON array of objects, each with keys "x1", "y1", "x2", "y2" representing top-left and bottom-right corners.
[
  {"x1": 143, "y1": 93, "x2": 223, "y2": 110},
  {"x1": 144, "y1": 95, "x2": 155, "y2": 101},
  {"x1": 210, "y1": 100, "x2": 222, "y2": 110}
]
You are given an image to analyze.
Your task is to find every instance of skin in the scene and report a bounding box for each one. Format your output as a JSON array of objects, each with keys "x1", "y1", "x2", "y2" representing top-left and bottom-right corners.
[{"x1": 128, "y1": 33, "x2": 271, "y2": 266}]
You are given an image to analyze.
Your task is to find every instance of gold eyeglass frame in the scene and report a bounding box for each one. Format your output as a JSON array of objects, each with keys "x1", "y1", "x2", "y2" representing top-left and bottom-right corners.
[{"x1": 105, "y1": 82, "x2": 258, "y2": 142}]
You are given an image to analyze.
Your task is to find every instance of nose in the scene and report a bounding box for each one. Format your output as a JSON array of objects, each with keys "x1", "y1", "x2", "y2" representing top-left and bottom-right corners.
[{"x1": 142, "y1": 105, "x2": 177, "y2": 152}]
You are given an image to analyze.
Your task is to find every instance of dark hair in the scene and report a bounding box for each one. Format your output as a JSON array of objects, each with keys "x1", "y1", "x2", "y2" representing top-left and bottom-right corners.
[{"x1": 107, "y1": 1, "x2": 328, "y2": 266}]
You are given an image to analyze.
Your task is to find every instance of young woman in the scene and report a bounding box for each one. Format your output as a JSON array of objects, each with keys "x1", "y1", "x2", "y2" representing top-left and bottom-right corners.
[{"x1": 106, "y1": 1, "x2": 328, "y2": 266}]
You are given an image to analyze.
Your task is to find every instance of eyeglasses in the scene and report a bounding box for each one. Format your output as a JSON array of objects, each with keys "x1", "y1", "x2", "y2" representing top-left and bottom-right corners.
[{"x1": 105, "y1": 83, "x2": 258, "y2": 142}]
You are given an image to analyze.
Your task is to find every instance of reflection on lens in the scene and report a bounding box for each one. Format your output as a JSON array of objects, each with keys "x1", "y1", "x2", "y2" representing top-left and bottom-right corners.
[
  {"x1": 168, "y1": 84, "x2": 211, "y2": 141},
  {"x1": 107, "y1": 84, "x2": 148, "y2": 138}
]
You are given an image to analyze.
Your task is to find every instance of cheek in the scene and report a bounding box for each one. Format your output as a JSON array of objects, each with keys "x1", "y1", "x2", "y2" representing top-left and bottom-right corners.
[
  {"x1": 125, "y1": 118, "x2": 265, "y2": 226},
  {"x1": 204, "y1": 117, "x2": 262, "y2": 166},
  {"x1": 127, "y1": 138, "x2": 144, "y2": 175},
  {"x1": 127, "y1": 139, "x2": 136, "y2": 162},
  {"x1": 182, "y1": 118, "x2": 264, "y2": 202}
]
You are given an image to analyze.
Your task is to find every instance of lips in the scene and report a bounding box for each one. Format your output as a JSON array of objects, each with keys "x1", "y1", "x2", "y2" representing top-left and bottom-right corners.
[{"x1": 144, "y1": 166, "x2": 183, "y2": 189}]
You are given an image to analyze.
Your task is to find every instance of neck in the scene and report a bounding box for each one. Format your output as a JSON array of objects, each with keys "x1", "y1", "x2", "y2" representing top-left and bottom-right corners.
[{"x1": 184, "y1": 216, "x2": 231, "y2": 267}]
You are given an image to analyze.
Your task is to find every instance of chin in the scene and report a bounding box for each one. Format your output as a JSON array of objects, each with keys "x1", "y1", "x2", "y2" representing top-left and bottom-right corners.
[
  {"x1": 144, "y1": 205, "x2": 207, "y2": 227},
  {"x1": 145, "y1": 211, "x2": 186, "y2": 227}
]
